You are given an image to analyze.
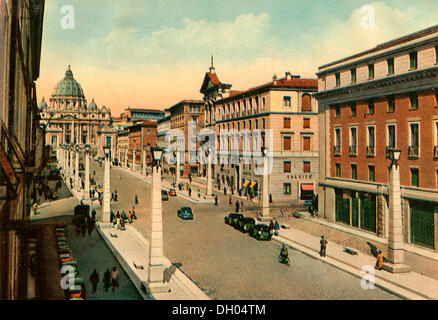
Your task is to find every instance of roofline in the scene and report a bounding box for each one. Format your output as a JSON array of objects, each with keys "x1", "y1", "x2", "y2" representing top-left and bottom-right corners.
[{"x1": 165, "y1": 99, "x2": 204, "y2": 112}]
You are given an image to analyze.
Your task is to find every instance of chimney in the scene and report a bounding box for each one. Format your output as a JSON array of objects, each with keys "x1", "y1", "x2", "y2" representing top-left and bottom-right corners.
[
  {"x1": 285, "y1": 71, "x2": 292, "y2": 80},
  {"x1": 273, "y1": 74, "x2": 278, "y2": 85}
]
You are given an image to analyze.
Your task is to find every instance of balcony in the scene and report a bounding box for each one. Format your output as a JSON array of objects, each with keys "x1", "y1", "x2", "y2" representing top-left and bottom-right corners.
[
  {"x1": 333, "y1": 145, "x2": 341, "y2": 156},
  {"x1": 434, "y1": 146, "x2": 438, "y2": 160},
  {"x1": 349, "y1": 145, "x2": 357, "y2": 156},
  {"x1": 408, "y1": 145, "x2": 419, "y2": 158},
  {"x1": 366, "y1": 145, "x2": 375, "y2": 157}
]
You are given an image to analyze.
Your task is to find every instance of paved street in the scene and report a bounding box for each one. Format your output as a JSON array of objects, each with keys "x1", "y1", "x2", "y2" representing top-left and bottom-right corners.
[{"x1": 90, "y1": 160, "x2": 399, "y2": 300}]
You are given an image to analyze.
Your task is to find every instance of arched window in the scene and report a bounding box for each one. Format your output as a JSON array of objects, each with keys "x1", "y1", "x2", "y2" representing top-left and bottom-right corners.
[{"x1": 302, "y1": 94, "x2": 311, "y2": 112}]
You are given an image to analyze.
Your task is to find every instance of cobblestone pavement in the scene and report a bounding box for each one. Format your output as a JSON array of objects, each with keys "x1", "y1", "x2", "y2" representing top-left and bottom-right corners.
[{"x1": 91, "y1": 161, "x2": 399, "y2": 300}]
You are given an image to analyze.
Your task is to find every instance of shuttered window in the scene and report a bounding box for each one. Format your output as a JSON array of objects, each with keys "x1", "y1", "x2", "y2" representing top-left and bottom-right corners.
[
  {"x1": 284, "y1": 161, "x2": 291, "y2": 173},
  {"x1": 303, "y1": 118, "x2": 310, "y2": 129},
  {"x1": 302, "y1": 94, "x2": 311, "y2": 111},
  {"x1": 411, "y1": 168, "x2": 419, "y2": 187},
  {"x1": 284, "y1": 117, "x2": 291, "y2": 129},
  {"x1": 283, "y1": 136, "x2": 291, "y2": 151},
  {"x1": 303, "y1": 137, "x2": 310, "y2": 151},
  {"x1": 303, "y1": 161, "x2": 310, "y2": 173},
  {"x1": 410, "y1": 201, "x2": 435, "y2": 249}
]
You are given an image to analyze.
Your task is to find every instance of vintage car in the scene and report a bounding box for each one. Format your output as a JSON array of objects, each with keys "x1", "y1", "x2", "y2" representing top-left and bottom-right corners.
[
  {"x1": 161, "y1": 190, "x2": 169, "y2": 201},
  {"x1": 250, "y1": 224, "x2": 272, "y2": 241},
  {"x1": 224, "y1": 213, "x2": 244, "y2": 227},
  {"x1": 169, "y1": 188, "x2": 177, "y2": 197},
  {"x1": 177, "y1": 207, "x2": 193, "y2": 220},
  {"x1": 235, "y1": 217, "x2": 256, "y2": 233}
]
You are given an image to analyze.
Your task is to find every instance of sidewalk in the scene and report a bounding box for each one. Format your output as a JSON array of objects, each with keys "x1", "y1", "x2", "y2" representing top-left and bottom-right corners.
[
  {"x1": 96, "y1": 224, "x2": 210, "y2": 300},
  {"x1": 273, "y1": 226, "x2": 438, "y2": 300}
]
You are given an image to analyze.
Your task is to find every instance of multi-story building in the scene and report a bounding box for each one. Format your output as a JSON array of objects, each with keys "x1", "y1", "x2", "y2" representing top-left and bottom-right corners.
[
  {"x1": 121, "y1": 107, "x2": 165, "y2": 123},
  {"x1": 157, "y1": 114, "x2": 170, "y2": 149},
  {"x1": 127, "y1": 121, "x2": 158, "y2": 167},
  {"x1": 0, "y1": 0, "x2": 45, "y2": 299},
  {"x1": 38, "y1": 66, "x2": 116, "y2": 156},
  {"x1": 200, "y1": 64, "x2": 319, "y2": 203},
  {"x1": 316, "y1": 25, "x2": 438, "y2": 277},
  {"x1": 165, "y1": 100, "x2": 204, "y2": 176}
]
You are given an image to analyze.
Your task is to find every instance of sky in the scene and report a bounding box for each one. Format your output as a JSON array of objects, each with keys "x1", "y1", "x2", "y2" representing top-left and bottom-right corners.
[{"x1": 36, "y1": 0, "x2": 438, "y2": 116}]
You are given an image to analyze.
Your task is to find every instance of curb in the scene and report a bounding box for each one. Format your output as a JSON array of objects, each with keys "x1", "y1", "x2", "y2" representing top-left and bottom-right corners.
[{"x1": 273, "y1": 234, "x2": 430, "y2": 300}]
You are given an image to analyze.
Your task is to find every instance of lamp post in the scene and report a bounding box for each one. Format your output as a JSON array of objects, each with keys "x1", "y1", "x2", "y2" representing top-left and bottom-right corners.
[
  {"x1": 102, "y1": 145, "x2": 111, "y2": 223},
  {"x1": 384, "y1": 148, "x2": 411, "y2": 273},
  {"x1": 261, "y1": 147, "x2": 270, "y2": 219},
  {"x1": 74, "y1": 144, "x2": 80, "y2": 190},
  {"x1": 83, "y1": 144, "x2": 91, "y2": 204},
  {"x1": 205, "y1": 148, "x2": 212, "y2": 196},
  {"x1": 148, "y1": 147, "x2": 169, "y2": 293}
]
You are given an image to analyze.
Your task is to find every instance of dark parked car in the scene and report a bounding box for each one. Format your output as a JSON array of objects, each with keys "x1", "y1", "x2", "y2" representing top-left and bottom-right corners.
[
  {"x1": 250, "y1": 224, "x2": 272, "y2": 241},
  {"x1": 177, "y1": 207, "x2": 193, "y2": 220},
  {"x1": 236, "y1": 217, "x2": 256, "y2": 233},
  {"x1": 224, "y1": 213, "x2": 244, "y2": 227}
]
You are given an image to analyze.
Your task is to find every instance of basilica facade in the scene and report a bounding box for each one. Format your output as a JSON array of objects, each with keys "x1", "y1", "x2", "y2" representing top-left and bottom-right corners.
[{"x1": 39, "y1": 66, "x2": 116, "y2": 154}]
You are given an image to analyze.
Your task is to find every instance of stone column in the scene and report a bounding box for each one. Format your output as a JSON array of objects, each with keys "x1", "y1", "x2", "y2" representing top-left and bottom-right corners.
[
  {"x1": 148, "y1": 164, "x2": 168, "y2": 293},
  {"x1": 83, "y1": 150, "x2": 91, "y2": 204},
  {"x1": 262, "y1": 156, "x2": 270, "y2": 218},
  {"x1": 142, "y1": 149, "x2": 146, "y2": 175},
  {"x1": 102, "y1": 151, "x2": 111, "y2": 223},
  {"x1": 69, "y1": 148, "x2": 73, "y2": 176},
  {"x1": 132, "y1": 147, "x2": 136, "y2": 172},
  {"x1": 124, "y1": 147, "x2": 128, "y2": 168},
  {"x1": 384, "y1": 164, "x2": 411, "y2": 273},
  {"x1": 74, "y1": 149, "x2": 80, "y2": 190},
  {"x1": 176, "y1": 148, "x2": 180, "y2": 186},
  {"x1": 207, "y1": 150, "x2": 212, "y2": 196},
  {"x1": 238, "y1": 160, "x2": 243, "y2": 191}
]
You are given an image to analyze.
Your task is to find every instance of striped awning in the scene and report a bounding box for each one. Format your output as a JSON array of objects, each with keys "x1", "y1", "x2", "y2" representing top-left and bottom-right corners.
[
  {"x1": 243, "y1": 180, "x2": 251, "y2": 188},
  {"x1": 250, "y1": 181, "x2": 258, "y2": 189}
]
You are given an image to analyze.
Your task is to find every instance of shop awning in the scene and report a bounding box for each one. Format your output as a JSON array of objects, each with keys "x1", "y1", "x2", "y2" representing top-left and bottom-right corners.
[
  {"x1": 301, "y1": 184, "x2": 314, "y2": 191},
  {"x1": 243, "y1": 180, "x2": 251, "y2": 188},
  {"x1": 250, "y1": 181, "x2": 258, "y2": 189}
]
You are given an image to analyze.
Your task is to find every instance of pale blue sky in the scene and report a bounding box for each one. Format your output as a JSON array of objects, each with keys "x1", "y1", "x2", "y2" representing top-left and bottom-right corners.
[{"x1": 36, "y1": 0, "x2": 438, "y2": 114}]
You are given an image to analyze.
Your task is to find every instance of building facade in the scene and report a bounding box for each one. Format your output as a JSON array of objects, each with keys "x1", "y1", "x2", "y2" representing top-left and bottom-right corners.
[
  {"x1": 38, "y1": 66, "x2": 116, "y2": 155},
  {"x1": 316, "y1": 25, "x2": 438, "y2": 277},
  {"x1": 200, "y1": 65, "x2": 319, "y2": 203},
  {"x1": 0, "y1": 0, "x2": 45, "y2": 299}
]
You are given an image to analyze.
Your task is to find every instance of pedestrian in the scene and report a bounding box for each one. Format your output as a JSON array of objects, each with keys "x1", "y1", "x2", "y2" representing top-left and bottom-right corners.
[
  {"x1": 269, "y1": 220, "x2": 274, "y2": 235},
  {"x1": 132, "y1": 207, "x2": 137, "y2": 220},
  {"x1": 110, "y1": 210, "x2": 115, "y2": 224},
  {"x1": 188, "y1": 188, "x2": 192, "y2": 197},
  {"x1": 103, "y1": 269, "x2": 111, "y2": 292},
  {"x1": 87, "y1": 217, "x2": 96, "y2": 236},
  {"x1": 229, "y1": 195, "x2": 232, "y2": 205},
  {"x1": 135, "y1": 194, "x2": 138, "y2": 204},
  {"x1": 197, "y1": 189, "x2": 200, "y2": 198},
  {"x1": 274, "y1": 220, "x2": 280, "y2": 235},
  {"x1": 214, "y1": 195, "x2": 218, "y2": 206},
  {"x1": 223, "y1": 187, "x2": 227, "y2": 195},
  {"x1": 116, "y1": 216, "x2": 120, "y2": 230},
  {"x1": 99, "y1": 195, "x2": 103, "y2": 206},
  {"x1": 111, "y1": 267, "x2": 119, "y2": 292},
  {"x1": 114, "y1": 190, "x2": 118, "y2": 202},
  {"x1": 269, "y1": 193, "x2": 273, "y2": 203},
  {"x1": 91, "y1": 209, "x2": 96, "y2": 221},
  {"x1": 111, "y1": 192, "x2": 114, "y2": 201},
  {"x1": 93, "y1": 170, "x2": 96, "y2": 176},
  {"x1": 128, "y1": 211, "x2": 132, "y2": 224},
  {"x1": 235, "y1": 200, "x2": 240, "y2": 213},
  {"x1": 375, "y1": 250, "x2": 383, "y2": 271},
  {"x1": 89, "y1": 269, "x2": 99, "y2": 294},
  {"x1": 320, "y1": 235, "x2": 328, "y2": 257}
]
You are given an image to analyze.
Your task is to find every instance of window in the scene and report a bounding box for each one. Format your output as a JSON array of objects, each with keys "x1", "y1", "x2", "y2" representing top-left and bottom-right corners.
[
  {"x1": 255, "y1": 119, "x2": 258, "y2": 129},
  {"x1": 303, "y1": 118, "x2": 310, "y2": 129},
  {"x1": 335, "y1": 73, "x2": 341, "y2": 87},
  {"x1": 303, "y1": 136, "x2": 311, "y2": 151},
  {"x1": 335, "y1": 105, "x2": 340, "y2": 118},
  {"x1": 350, "y1": 102, "x2": 356, "y2": 117},
  {"x1": 388, "y1": 125, "x2": 396, "y2": 149},
  {"x1": 283, "y1": 136, "x2": 291, "y2": 151},
  {"x1": 283, "y1": 183, "x2": 291, "y2": 195},
  {"x1": 388, "y1": 95, "x2": 395, "y2": 112},
  {"x1": 283, "y1": 96, "x2": 291, "y2": 108},
  {"x1": 349, "y1": 127, "x2": 357, "y2": 155},
  {"x1": 284, "y1": 161, "x2": 291, "y2": 173},
  {"x1": 284, "y1": 117, "x2": 291, "y2": 129},
  {"x1": 262, "y1": 97, "x2": 266, "y2": 109},
  {"x1": 409, "y1": 123, "x2": 419, "y2": 157},
  {"x1": 410, "y1": 92, "x2": 418, "y2": 110},
  {"x1": 336, "y1": 163, "x2": 341, "y2": 177},
  {"x1": 302, "y1": 94, "x2": 311, "y2": 112},
  {"x1": 303, "y1": 161, "x2": 311, "y2": 173},
  {"x1": 368, "y1": 99, "x2": 374, "y2": 115},
  {"x1": 409, "y1": 52, "x2": 418, "y2": 70},
  {"x1": 368, "y1": 165, "x2": 375, "y2": 182},
  {"x1": 368, "y1": 64, "x2": 374, "y2": 80},
  {"x1": 334, "y1": 128, "x2": 341, "y2": 155},
  {"x1": 387, "y1": 58, "x2": 395, "y2": 75},
  {"x1": 351, "y1": 69, "x2": 356, "y2": 83},
  {"x1": 351, "y1": 164, "x2": 357, "y2": 180},
  {"x1": 367, "y1": 126, "x2": 375, "y2": 156},
  {"x1": 411, "y1": 168, "x2": 419, "y2": 187},
  {"x1": 262, "y1": 118, "x2": 266, "y2": 129}
]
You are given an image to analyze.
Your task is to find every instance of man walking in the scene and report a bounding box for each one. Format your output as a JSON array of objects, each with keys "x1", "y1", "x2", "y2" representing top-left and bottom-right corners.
[
  {"x1": 103, "y1": 269, "x2": 111, "y2": 292},
  {"x1": 89, "y1": 269, "x2": 99, "y2": 294},
  {"x1": 214, "y1": 195, "x2": 218, "y2": 206},
  {"x1": 320, "y1": 235, "x2": 328, "y2": 257},
  {"x1": 111, "y1": 267, "x2": 119, "y2": 292},
  {"x1": 375, "y1": 250, "x2": 383, "y2": 271},
  {"x1": 235, "y1": 200, "x2": 240, "y2": 213}
]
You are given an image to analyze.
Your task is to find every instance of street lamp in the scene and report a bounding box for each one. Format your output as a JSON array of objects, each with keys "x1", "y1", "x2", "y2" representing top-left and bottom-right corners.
[
  {"x1": 385, "y1": 148, "x2": 410, "y2": 273},
  {"x1": 148, "y1": 146, "x2": 168, "y2": 293},
  {"x1": 102, "y1": 145, "x2": 111, "y2": 223}
]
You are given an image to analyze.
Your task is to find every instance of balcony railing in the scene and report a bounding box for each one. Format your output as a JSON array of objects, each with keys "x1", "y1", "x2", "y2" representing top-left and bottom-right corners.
[
  {"x1": 366, "y1": 145, "x2": 375, "y2": 157},
  {"x1": 434, "y1": 146, "x2": 438, "y2": 159},
  {"x1": 334, "y1": 145, "x2": 341, "y2": 155},
  {"x1": 408, "y1": 145, "x2": 419, "y2": 158},
  {"x1": 349, "y1": 145, "x2": 357, "y2": 156}
]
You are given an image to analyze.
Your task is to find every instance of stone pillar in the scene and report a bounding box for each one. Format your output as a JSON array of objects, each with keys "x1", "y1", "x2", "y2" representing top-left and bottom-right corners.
[
  {"x1": 238, "y1": 160, "x2": 243, "y2": 191},
  {"x1": 132, "y1": 147, "x2": 136, "y2": 172},
  {"x1": 207, "y1": 151, "x2": 212, "y2": 196},
  {"x1": 176, "y1": 148, "x2": 180, "y2": 186},
  {"x1": 124, "y1": 147, "x2": 128, "y2": 168},
  {"x1": 142, "y1": 149, "x2": 146, "y2": 175},
  {"x1": 384, "y1": 164, "x2": 411, "y2": 273},
  {"x1": 75, "y1": 149, "x2": 80, "y2": 190},
  {"x1": 261, "y1": 156, "x2": 270, "y2": 218},
  {"x1": 148, "y1": 165, "x2": 168, "y2": 293},
  {"x1": 83, "y1": 150, "x2": 91, "y2": 204},
  {"x1": 102, "y1": 152, "x2": 111, "y2": 223},
  {"x1": 69, "y1": 149, "x2": 73, "y2": 176}
]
